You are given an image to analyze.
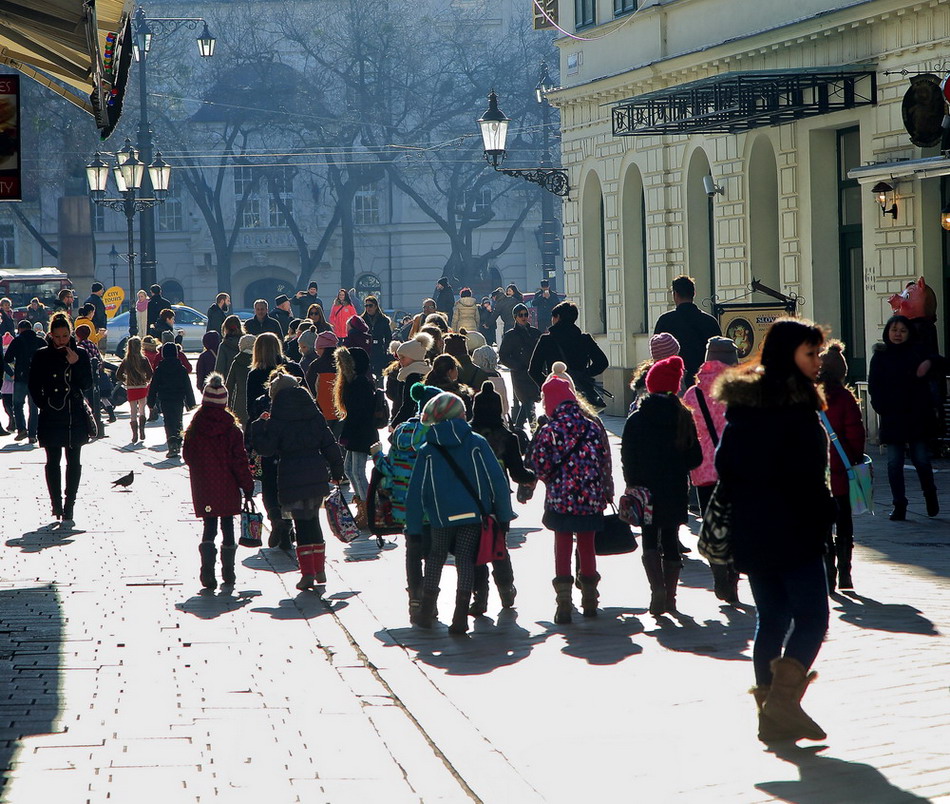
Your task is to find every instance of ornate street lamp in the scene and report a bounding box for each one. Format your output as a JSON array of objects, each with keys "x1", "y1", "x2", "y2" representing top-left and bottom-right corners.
[
  {"x1": 109, "y1": 244, "x2": 120, "y2": 290},
  {"x1": 477, "y1": 89, "x2": 569, "y2": 197}
]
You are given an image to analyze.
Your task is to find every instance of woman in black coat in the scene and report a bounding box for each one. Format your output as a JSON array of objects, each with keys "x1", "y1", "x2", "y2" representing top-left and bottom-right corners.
[
  {"x1": 28, "y1": 313, "x2": 94, "y2": 524},
  {"x1": 621, "y1": 356, "x2": 702, "y2": 616},
  {"x1": 147, "y1": 343, "x2": 196, "y2": 458},
  {"x1": 334, "y1": 346, "x2": 377, "y2": 527},
  {"x1": 248, "y1": 373, "x2": 344, "y2": 591},
  {"x1": 360, "y1": 296, "x2": 392, "y2": 384},
  {"x1": 867, "y1": 314, "x2": 940, "y2": 520},
  {"x1": 714, "y1": 318, "x2": 834, "y2": 745}
]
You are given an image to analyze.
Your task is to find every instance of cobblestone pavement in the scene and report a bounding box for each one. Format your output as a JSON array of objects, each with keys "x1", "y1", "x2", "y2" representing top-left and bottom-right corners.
[{"x1": 1, "y1": 400, "x2": 948, "y2": 802}]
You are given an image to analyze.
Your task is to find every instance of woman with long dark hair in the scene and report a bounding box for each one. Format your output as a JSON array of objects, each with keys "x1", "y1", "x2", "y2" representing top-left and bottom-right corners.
[
  {"x1": 28, "y1": 313, "x2": 94, "y2": 525},
  {"x1": 714, "y1": 318, "x2": 833, "y2": 743},
  {"x1": 306, "y1": 303, "x2": 333, "y2": 334},
  {"x1": 329, "y1": 289, "x2": 357, "y2": 338}
]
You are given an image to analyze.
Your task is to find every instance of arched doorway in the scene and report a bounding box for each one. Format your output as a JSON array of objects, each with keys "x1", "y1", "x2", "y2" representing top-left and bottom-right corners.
[
  {"x1": 685, "y1": 149, "x2": 716, "y2": 307},
  {"x1": 621, "y1": 163, "x2": 648, "y2": 347},
  {"x1": 581, "y1": 171, "x2": 606, "y2": 334},
  {"x1": 748, "y1": 137, "x2": 781, "y2": 290},
  {"x1": 161, "y1": 279, "x2": 184, "y2": 305},
  {"x1": 243, "y1": 275, "x2": 296, "y2": 309}
]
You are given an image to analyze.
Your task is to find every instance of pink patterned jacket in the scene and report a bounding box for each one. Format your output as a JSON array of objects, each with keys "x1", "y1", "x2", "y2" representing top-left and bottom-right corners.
[{"x1": 682, "y1": 361, "x2": 730, "y2": 488}]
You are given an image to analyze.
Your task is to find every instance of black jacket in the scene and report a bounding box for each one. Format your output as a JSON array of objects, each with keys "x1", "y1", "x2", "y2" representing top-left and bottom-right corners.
[
  {"x1": 472, "y1": 423, "x2": 536, "y2": 485},
  {"x1": 714, "y1": 372, "x2": 834, "y2": 574},
  {"x1": 653, "y1": 302, "x2": 722, "y2": 386},
  {"x1": 248, "y1": 385, "x2": 344, "y2": 506},
  {"x1": 530, "y1": 291, "x2": 561, "y2": 331},
  {"x1": 272, "y1": 307, "x2": 291, "y2": 336},
  {"x1": 527, "y1": 321, "x2": 609, "y2": 394},
  {"x1": 146, "y1": 293, "x2": 173, "y2": 332},
  {"x1": 246, "y1": 361, "x2": 304, "y2": 422},
  {"x1": 206, "y1": 303, "x2": 229, "y2": 334},
  {"x1": 362, "y1": 312, "x2": 393, "y2": 375},
  {"x1": 434, "y1": 286, "x2": 455, "y2": 316},
  {"x1": 340, "y1": 374, "x2": 377, "y2": 452},
  {"x1": 85, "y1": 293, "x2": 108, "y2": 331},
  {"x1": 147, "y1": 356, "x2": 196, "y2": 409},
  {"x1": 621, "y1": 394, "x2": 702, "y2": 528},
  {"x1": 28, "y1": 338, "x2": 94, "y2": 449},
  {"x1": 4, "y1": 329, "x2": 43, "y2": 383},
  {"x1": 244, "y1": 315, "x2": 283, "y2": 338},
  {"x1": 499, "y1": 323, "x2": 542, "y2": 404},
  {"x1": 868, "y1": 340, "x2": 939, "y2": 444}
]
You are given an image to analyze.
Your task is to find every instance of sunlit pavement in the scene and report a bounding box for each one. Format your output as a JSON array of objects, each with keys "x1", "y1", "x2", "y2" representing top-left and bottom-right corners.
[{"x1": 1, "y1": 392, "x2": 948, "y2": 802}]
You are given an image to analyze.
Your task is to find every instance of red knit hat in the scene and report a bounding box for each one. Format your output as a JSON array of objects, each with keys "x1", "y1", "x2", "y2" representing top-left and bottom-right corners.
[
  {"x1": 646, "y1": 355, "x2": 685, "y2": 394},
  {"x1": 542, "y1": 374, "x2": 577, "y2": 416}
]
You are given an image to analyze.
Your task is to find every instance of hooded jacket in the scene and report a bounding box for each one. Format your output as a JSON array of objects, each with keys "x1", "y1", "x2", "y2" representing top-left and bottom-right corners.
[
  {"x1": 405, "y1": 417, "x2": 514, "y2": 535},
  {"x1": 214, "y1": 332, "x2": 241, "y2": 378},
  {"x1": 621, "y1": 393, "x2": 702, "y2": 527},
  {"x1": 182, "y1": 405, "x2": 254, "y2": 517},
  {"x1": 372, "y1": 418, "x2": 429, "y2": 525},
  {"x1": 451, "y1": 296, "x2": 481, "y2": 332},
  {"x1": 148, "y1": 346, "x2": 196, "y2": 409},
  {"x1": 248, "y1": 384, "x2": 344, "y2": 505},
  {"x1": 195, "y1": 331, "x2": 221, "y2": 390},
  {"x1": 681, "y1": 360, "x2": 731, "y2": 487},
  {"x1": 713, "y1": 370, "x2": 835, "y2": 573},
  {"x1": 337, "y1": 347, "x2": 377, "y2": 451},
  {"x1": 532, "y1": 400, "x2": 613, "y2": 517}
]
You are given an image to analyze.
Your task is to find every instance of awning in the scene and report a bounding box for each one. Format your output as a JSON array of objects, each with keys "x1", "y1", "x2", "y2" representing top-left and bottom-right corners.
[
  {"x1": 0, "y1": 0, "x2": 135, "y2": 138},
  {"x1": 612, "y1": 67, "x2": 877, "y2": 136},
  {"x1": 847, "y1": 155, "x2": 950, "y2": 184}
]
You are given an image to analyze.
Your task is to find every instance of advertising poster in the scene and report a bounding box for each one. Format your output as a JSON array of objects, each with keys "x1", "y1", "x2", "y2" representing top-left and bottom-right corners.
[
  {"x1": 103, "y1": 287, "x2": 125, "y2": 318},
  {"x1": 0, "y1": 75, "x2": 19, "y2": 201},
  {"x1": 716, "y1": 302, "x2": 793, "y2": 363}
]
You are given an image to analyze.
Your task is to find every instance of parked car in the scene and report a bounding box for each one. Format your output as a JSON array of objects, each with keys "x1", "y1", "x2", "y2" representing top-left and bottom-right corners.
[{"x1": 109, "y1": 305, "x2": 208, "y2": 357}]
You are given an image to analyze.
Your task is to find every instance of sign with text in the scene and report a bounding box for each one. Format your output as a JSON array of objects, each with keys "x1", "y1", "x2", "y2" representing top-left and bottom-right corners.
[
  {"x1": 0, "y1": 75, "x2": 21, "y2": 201},
  {"x1": 103, "y1": 286, "x2": 125, "y2": 318},
  {"x1": 716, "y1": 302, "x2": 794, "y2": 363}
]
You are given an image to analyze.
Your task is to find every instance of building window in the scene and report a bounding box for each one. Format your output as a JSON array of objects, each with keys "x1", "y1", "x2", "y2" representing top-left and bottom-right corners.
[
  {"x1": 233, "y1": 165, "x2": 257, "y2": 197},
  {"x1": 576, "y1": 0, "x2": 595, "y2": 28},
  {"x1": 0, "y1": 222, "x2": 14, "y2": 265},
  {"x1": 158, "y1": 189, "x2": 183, "y2": 232},
  {"x1": 91, "y1": 203, "x2": 107, "y2": 233},
  {"x1": 354, "y1": 185, "x2": 380, "y2": 225},
  {"x1": 242, "y1": 197, "x2": 263, "y2": 229},
  {"x1": 614, "y1": 0, "x2": 636, "y2": 14},
  {"x1": 268, "y1": 167, "x2": 294, "y2": 228},
  {"x1": 467, "y1": 187, "x2": 492, "y2": 215}
]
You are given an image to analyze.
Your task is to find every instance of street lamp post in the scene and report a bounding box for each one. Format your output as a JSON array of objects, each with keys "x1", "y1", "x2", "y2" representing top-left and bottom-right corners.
[
  {"x1": 109, "y1": 244, "x2": 119, "y2": 291},
  {"x1": 87, "y1": 143, "x2": 171, "y2": 336},
  {"x1": 131, "y1": 7, "x2": 215, "y2": 290},
  {"x1": 535, "y1": 62, "x2": 560, "y2": 288}
]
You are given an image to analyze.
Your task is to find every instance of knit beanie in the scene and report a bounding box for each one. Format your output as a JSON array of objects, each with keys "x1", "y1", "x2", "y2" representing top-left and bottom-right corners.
[
  {"x1": 548, "y1": 360, "x2": 576, "y2": 393},
  {"x1": 420, "y1": 392, "x2": 466, "y2": 425},
  {"x1": 350, "y1": 346, "x2": 370, "y2": 376},
  {"x1": 542, "y1": 373, "x2": 576, "y2": 417},
  {"x1": 471, "y1": 344, "x2": 497, "y2": 372},
  {"x1": 239, "y1": 334, "x2": 256, "y2": 353},
  {"x1": 472, "y1": 380, "x2": 503, "y2": 423},
  {"x1": 649, "y1": 332, "x2": 680, "y2": 361},
  {"x1": 74, "y1": 323, "x2": 91, "y2": 340},
  {"x1": 201, "y1": 372, "x2": 228, "y2": 406},
  {"x1": 396, "y1": 332, "x2": 432, "y2": 363},
  {"x1": 465, "y1": 330, "x2": 487, "y2": 352},
  {"x1": 161, "y1": 342, "x2": 178, "y2": 362},
  {"x1": 443, "y1": 333, "x2": 468, "y2": 360},
  {"x1": 316, "y1": 330, "x2": 339, "y2": 350},
  {"x1": 819, "y1": 341, "x2": 848, "y2": 384},
  {"x1": 298, "y1": 328, "x2": 317, "y2": 350},
  {"x1": 512, "y1": 302, "x2": 528, "y2": 317},
  {"x1": 347, "y1": 315, "x2": 369, "y2": 334},
  {"x1": 33, "y1": 322, "x2": 45, "y2": 333},
  {"x1": 142, "y1": 335, "x2": 157, "y2": 351},
  {"x1": 646, "y1": 355, "x2": 685, "y2": 394},
  {"x1": 274, "y1": 294, "x2": 290, "y2": 307},
  {"x1": 409, "y1": 382, "x2": 442, "y2": 414},
  {"x1": 268, "y1": 372, "x2": 299, "y2": 399},
  {"x1": 160, "y1": 331, "x2": 175, "y2": 344},
  {"x1": 704, "y1": 336, "x2": 739, "y2": 366}
]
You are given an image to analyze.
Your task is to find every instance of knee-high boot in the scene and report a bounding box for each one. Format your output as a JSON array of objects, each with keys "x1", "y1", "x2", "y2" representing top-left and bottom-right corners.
[
  {"x1": 413, "y1": 587, "x2": 440, "y2": 628},
  {"x1": 836, "y1": 537, "x2": 853, "y2": 590},
  {"x1": 220, "y1": 544, "x2": 237, "y2": 586},
  {"x1": 45, "y1": 463, "x2": 63, "y2": 519},
  {"x1": 642, "y1": 551, "x2": 666, "y2": 615},
  {"x1": 662, "y1": 559, "x2": 682, "y2": 612},
  {"x1": 711, "y1": 563, "x2": 740, "y2": 604},
  {"x1": 448, "y1": 590, "x2": 471, "y2": 635},
  {"x1": 131, "y1": 418, "x2": 139, "y2": 442},
  {"x1": 199, "y1": 542, "x2": 217, "y2": 590},
  {"x1": 138, "y1": 415, "x2": 147, "y2": 442},
  {"x1": 63, "y1": 461, "x2": 81, "y2": 522},
  {"x1": 552, "y1": 576, "x2": 573, "y2": 624},
  {"x1": 295, "y1": 545, "x2": 316, "y2": 590},
  {"x1": 469, "y1": 565, "x2": 490, "y2": 616},
  {"x1": 491, "y1": 556, "x2": 517, "y2": 608},
  {"x1": 579, "y1": 572, "x2": 600, "y2": 617}
]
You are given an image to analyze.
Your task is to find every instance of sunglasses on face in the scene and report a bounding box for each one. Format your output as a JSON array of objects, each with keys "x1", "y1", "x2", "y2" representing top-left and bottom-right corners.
[
  {"x1": 516, "y1": 312, "x2": 529, "y2": 318},
  {"x1": 366, "y1": 303, "x2": 377, "y2": 309}
]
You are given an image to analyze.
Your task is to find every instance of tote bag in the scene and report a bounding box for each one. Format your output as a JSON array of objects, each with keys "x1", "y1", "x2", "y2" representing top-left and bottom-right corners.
[{"x1": 819, "y1": 412, "x2": 874, "y2": 516}]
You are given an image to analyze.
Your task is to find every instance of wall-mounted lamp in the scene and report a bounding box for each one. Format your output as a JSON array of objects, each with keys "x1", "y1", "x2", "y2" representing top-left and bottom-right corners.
[
  {"x1": 941, "y1": 202, "x2": 950, "y2": 231},
  {"x1": 871, "y1": 181, "x2": 898, "y2": 219},
  {"x1": 703, "y1": 175, "x2": 724, "y2": 198}
]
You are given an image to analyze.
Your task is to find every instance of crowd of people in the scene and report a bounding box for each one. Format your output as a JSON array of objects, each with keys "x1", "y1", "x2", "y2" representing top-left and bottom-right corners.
[{"x1": 6, "y1": 270, "x2": 946, "y2": 746}]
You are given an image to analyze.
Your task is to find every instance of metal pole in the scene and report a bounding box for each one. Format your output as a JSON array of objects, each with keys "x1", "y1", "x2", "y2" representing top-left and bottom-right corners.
[
  {"x1": 136, "y1": 18, "x2": 158, "y2": 291},
  {"x1": 539, "y1": 95, "x2": 556, "y2": 289},
  {"x1": 126, "y1": 197, "x2": 138, "y2": 337}
]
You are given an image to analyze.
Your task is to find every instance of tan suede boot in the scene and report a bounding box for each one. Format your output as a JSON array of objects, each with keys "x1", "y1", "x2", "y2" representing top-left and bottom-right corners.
[
  {"x1": 763, "y1": 657, "x2": 826, "y2": 741},
  {"x1": 553, "y1": 576, "x2": 573, "y2": 624},
  {"x1": 750, "y1": 686, "x2": 797, "y2": 743},
  {"x1": 352, "y1": 496, "x2": 369, "y2": 530}
]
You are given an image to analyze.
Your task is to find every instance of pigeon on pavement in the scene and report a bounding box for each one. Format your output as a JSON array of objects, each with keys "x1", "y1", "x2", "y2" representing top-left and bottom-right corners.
[{"x1": 112, "y1": 471, "x2": 135, "y2": 488}]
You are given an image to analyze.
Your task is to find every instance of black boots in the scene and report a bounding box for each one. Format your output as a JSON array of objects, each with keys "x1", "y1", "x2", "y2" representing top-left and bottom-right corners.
[
  {"x1": 220, "y1": 544, "x2": 237, "y2": 586},
  {"x1": 492, "y1": 557, "x2": 517, "y2": 608},
  {"x1": 131, "y1": 419, "x2": 139, "y2": 442},
  {"x1": 552, "y1": 576, "x2": 573, "y2": 624},
  {"x1": 413, "y1": 588, "x2": 439, "y2": 628},
  {"x1": 890, "y1": 501, "x2": 907, "y2": 521},
  {"x1": 138, "y1": 415, "x2": 146, "y2": 442},
  {"x1": 662, "y1": 560, "x2": 682, "y2": 613},
  {"x1": 579, "y1": 573, "x2": 600, "y2": 617},
  {"x1": 835, "y1": 537, "x2": 854, "y2": 591},
  {"x1": 924, "y1": 487, "x2": 940, "y2": 517},
  {"x1": 642, "y1": 551, "x2": 666, "y2": 615},
  {"x1": 199, "y1": 542, "x2": 217, "y2": 590},
  {"x1": 469, "y1": 571, "x2": 489, "y2": 616},
  {"x1": 711, "y1": 563, "x2": 740, "y2": 603},
  {"x1": 448, "y1": 591, "x2": 471, "y2": 635}
]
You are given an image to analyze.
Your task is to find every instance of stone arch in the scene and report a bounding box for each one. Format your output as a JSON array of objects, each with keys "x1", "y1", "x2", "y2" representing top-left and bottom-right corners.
[
  {"x1": 581, "y1": 170, "x2": 606, "y2": 334},
  {"x1": 620, "y1": 161, "x2": 648, "y2": 347},
  {"x1": 233, "y1": 265, "x2": 296, "y2": 310},
  {"x1": 747, "y1": 135, "x2": 781, "y2": 291},
  {"x1": 685, "y1": 147, "x2": 716, "y2": 307}
]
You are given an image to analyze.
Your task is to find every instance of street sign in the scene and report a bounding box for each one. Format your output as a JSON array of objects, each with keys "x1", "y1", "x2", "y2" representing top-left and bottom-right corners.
[{"x1": 104, "y1": 286, "x2": 125, "y2": 318}]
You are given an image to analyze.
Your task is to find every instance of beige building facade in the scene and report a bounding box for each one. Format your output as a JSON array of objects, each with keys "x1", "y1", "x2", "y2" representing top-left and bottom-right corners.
[{"x1": 549, "y1": 0, "x2": 950, "y2": 414}]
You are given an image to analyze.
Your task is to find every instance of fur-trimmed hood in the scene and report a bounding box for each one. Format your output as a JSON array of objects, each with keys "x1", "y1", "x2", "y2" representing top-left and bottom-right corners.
[{"x1": 713, "y1": 367, "x2": 822, "y2": 410}]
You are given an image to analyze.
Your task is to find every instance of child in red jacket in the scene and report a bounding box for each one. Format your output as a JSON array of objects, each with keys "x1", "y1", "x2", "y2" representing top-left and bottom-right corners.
[
  {"x1": 818, "y1": 341, "x2": 865, "y2": 591},
  {"x1": 182, "y1": 373, "x2": 255, "y2": 590}
]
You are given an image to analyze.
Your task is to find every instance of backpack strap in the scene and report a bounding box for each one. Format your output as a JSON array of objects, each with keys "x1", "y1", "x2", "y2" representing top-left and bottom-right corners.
[
  {"x1": 694, "y1": 388, "x2": 719, "y2": 447},
  {"x1": 819, "y1": 410, "x2": 855, "y2": 477},
  {"x1": 432, "y1": 443, "x2": 488, "y2": 517}
]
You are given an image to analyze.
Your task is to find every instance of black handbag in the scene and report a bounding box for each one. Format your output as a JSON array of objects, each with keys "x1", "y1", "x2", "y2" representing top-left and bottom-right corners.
[
  {"x1": 595, "y1": 507, "x2": 638, "y2": 555},
  {"x1": 697, "y1": 482, "x2": 733, "y2": 565}
]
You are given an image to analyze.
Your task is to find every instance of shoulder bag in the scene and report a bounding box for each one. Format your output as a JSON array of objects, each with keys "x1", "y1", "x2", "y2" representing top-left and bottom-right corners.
[
  {"x1": 819, "y1": 411, "x2": 874, "y2": 515},
  {"x1": 595, "y1": 503, "x2": 638, "y2": 555},
  {"x1": 433, "y1": 444, "x2": 507, "y2": 566},
  {"x1": 697, "y1": 482, "x2": 733, "y2": 565}
]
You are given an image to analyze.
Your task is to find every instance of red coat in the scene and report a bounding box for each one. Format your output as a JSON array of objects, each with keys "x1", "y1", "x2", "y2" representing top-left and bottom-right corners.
[
  {"x1": 182, "y1": 405, "x2": 255, "y2": 518},
  {"x1": 823, "y1": 383, "x2": 865, "y2": 497}
]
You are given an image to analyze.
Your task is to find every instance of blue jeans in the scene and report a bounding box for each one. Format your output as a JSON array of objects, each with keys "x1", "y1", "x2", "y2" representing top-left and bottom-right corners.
[
  {"x1": 885, "y1": 441, "x2": 935, "y2": 505},
  {"x1": 12, "y1": 381, "x2": 37, "y2": 437},
  {"x1": 747, "y1": 558, "x2": 829, "y2": 686},
  {"x1": 344, "y1": 450, "x2": 369, "y2": 500}
]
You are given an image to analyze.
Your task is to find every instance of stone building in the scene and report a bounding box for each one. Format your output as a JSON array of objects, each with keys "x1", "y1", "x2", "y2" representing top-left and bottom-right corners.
[{"x1": 549, "y1": 0, "x2": 950, "y2": 414}]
